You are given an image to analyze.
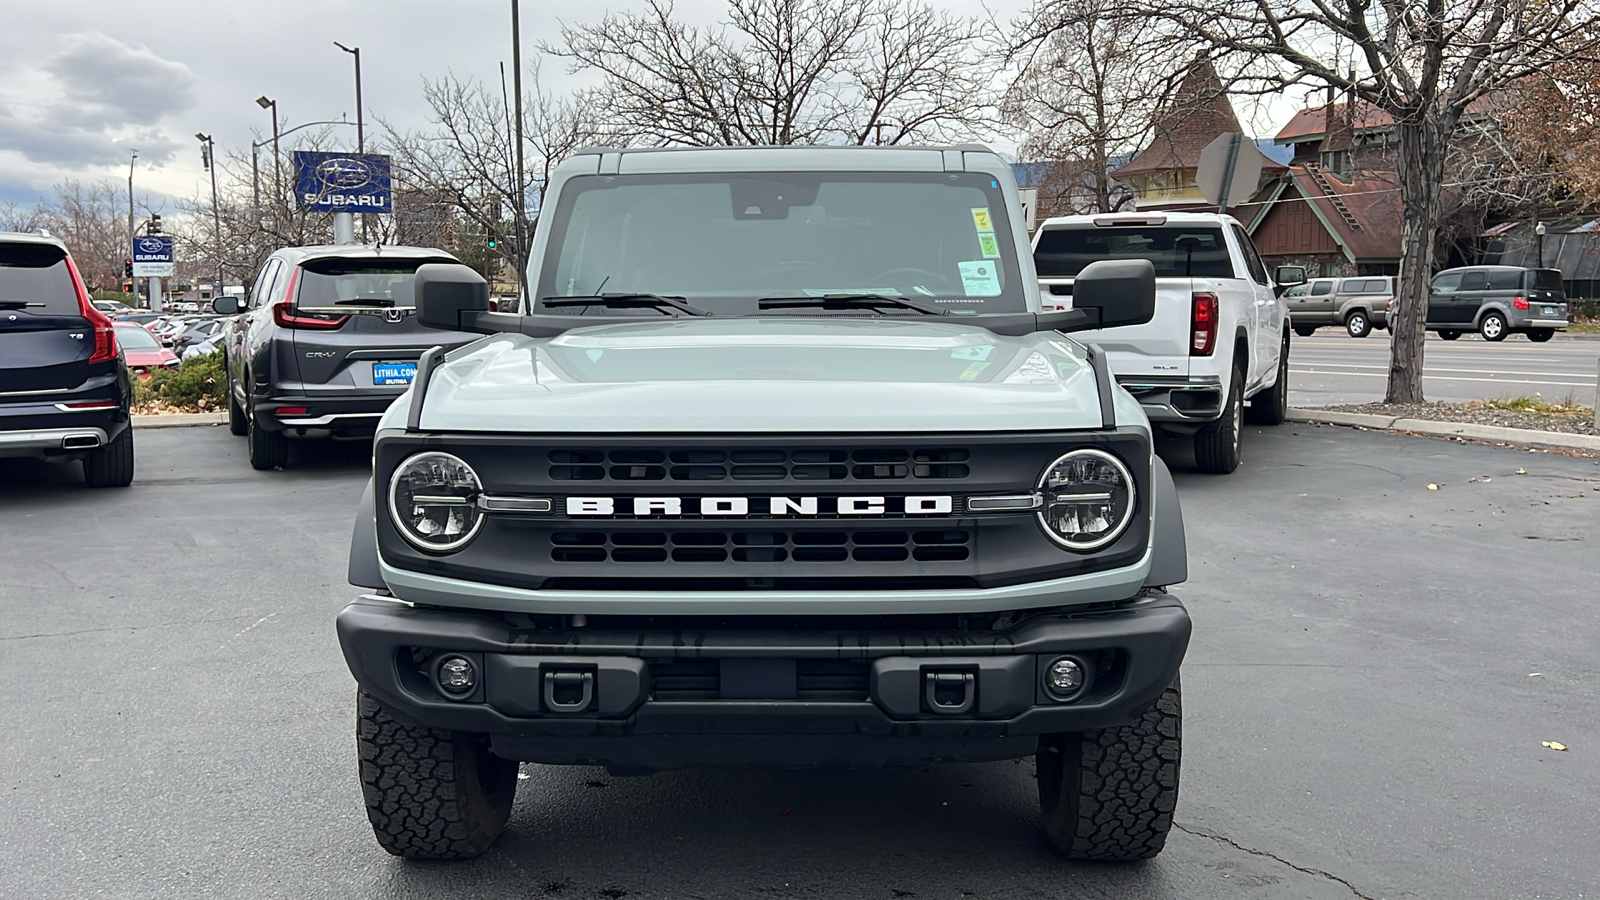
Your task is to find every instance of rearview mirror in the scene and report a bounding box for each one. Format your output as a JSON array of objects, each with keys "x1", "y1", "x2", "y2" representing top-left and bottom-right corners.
[
  {"x1": 1274, "y1": 265, "x2": 1307, "y2": 287},
  {"x1": 416, "y1": 263, "x2": 491, "y2": 332},
  {"x1": 1066, "y1": 259, "x2": 1156, "y2": 330},
  {"x1": 211, "y1": 296, "x2": 242, "y2": 315}
]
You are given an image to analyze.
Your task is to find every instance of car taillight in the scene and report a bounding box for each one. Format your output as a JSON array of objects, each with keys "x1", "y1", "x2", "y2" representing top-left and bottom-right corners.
[
  {"x1": 273, "y1": 300, "x2": 348, "y2": 330},
  {"x1": 1191, "y1": 292, "x2": 1218, "y2": 356},
  {"x1": 1513, "y1": 295, "x2": 1529, "y2": 310},
  {"x1": 65, "y1": 255, "x2": 118, "y2": 363}
]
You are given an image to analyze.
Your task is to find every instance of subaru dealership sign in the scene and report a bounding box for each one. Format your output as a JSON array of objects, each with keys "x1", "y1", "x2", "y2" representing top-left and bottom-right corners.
[
  {"x1": 292, "y1": 151, "x2": 393, "y2": 212},
  {"x1": 131, "y1": 235, "x2": 175, "y2": 277}
]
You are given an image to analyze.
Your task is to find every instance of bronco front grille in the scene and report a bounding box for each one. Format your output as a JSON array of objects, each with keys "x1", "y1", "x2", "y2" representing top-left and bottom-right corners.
[
  {"x1": 549, "y1": 447, "x2": 971, "y2": 482},
  {"x1": 549, "y1": 529, "x2": 971, "y2": 564}
]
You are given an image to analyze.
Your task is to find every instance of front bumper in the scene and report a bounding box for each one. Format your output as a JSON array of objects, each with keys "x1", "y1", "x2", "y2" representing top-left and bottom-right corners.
[{"x1": 336, "y1": 592, "x2": 1191, "y2": 768}]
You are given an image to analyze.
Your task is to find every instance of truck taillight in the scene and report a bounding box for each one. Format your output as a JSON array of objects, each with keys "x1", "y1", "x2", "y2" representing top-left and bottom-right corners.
[
  {"x1": 1190, "y1": 292, "x2": 1218, "y2": 356},
  {"x1": 1513, "y1": 295, "x2": 1529, "y2": 310}
]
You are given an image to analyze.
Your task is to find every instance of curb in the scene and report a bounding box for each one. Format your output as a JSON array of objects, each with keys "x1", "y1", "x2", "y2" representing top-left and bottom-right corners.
[
  {"x1": 133, "y1": 413, "x2": 228, "y2": 428},
  {"x1": 1286, "y1": 408, "x2": 1600, "y2": 453}
]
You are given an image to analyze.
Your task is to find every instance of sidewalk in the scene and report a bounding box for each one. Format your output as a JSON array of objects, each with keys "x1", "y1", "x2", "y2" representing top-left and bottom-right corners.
[{"x1": 1287, "y1": 408, "x2": 1600, "y2": 453}]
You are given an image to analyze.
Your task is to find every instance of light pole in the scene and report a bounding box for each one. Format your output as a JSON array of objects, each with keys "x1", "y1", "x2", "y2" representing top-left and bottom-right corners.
[
  {"x1": 334, "y1": 41, "x2": 365, "y2": 243},
  {"x1": 197, "y1": 133, "x2": 224, "y2": 295},
  {"x1": 127, "y1": 148, "x2": 138, "y2": 303},
  {"x1": 256, "y1": 96, "x2": 280, "y2": 213},
  {"x1": 1535, "y1": 222, "x2": 1547, "y2": 266}
]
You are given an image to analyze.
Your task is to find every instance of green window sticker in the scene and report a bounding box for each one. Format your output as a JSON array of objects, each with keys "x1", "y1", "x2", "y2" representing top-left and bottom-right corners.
[
  {"x1": 957, "y1": 260, "x2": 1001, "y2": 297},
  {"x1": 977, "y1": 232, "x2": 1001, "y2": 258}
]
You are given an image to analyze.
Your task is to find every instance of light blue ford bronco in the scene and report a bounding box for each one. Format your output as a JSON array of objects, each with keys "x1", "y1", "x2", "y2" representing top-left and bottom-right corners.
[{"x1": 340, "y1": 145, "x2": 1190, "y2": 862}]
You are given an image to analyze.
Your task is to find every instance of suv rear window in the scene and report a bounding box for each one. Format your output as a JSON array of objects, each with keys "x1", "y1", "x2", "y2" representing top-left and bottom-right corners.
[
  {"x1": 1035, "y1": 227, "x2": 1233, "y2": 278},
  {"x1": 1531, "y1": 269, "x2": 1565, "y2": 293},
  {"x1": 294, "y1": 257, "x2": 455, "y2": 309},
  {"x1": 0, "y1": 243, "x2": 79, "y2": 315}
]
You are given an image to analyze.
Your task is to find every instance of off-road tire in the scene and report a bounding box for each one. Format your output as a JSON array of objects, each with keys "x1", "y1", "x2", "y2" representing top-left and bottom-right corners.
[
  {"x1": 1037, "y1": 679, "x2": 1181, "y2": 861},
  {"x1": 83, "y1": 427, "x2": 134, "y2": 488},
  {"x1": 1345, "y1": 311, "x2": 1371, "y2": 338},
  {"x1": 247, "y1": 412, "x2": 288, "y2": 470},
  {"x1": 1193, "y1": 367, "x2": 1242, "y2": 474},
  {"x1": 225, "y1": 362, "x2": 248, "y2": 436},
  {"x1": 1438, "y1": 330, "x2": 1461, "y2": 341},
  {"x1": 356, "y1": 690, "x2": 519, "y2": 859},
  {"x1": 1527, "y1": 329, "x2": 1554, "y2": 343},
  {"x1": 1244, "y1": 333, "x2": 1289, "y2": 426},
  {"x1": 1480, "y1": 312, "x2": 1507, "y2": 342}
]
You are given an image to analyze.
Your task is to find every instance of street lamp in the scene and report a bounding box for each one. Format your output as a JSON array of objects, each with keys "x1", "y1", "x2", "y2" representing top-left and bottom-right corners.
[
  {"x1": 1535, "y1": 222, "x2": 1548, "y2": 266},
  {"x1": 256, "y1": 95, "x2": 280, "y2": 212},
  {"x1": 333, "y1": 42, "x2": 364, "y2": 152},
  {"x1": 196, "y1": 133, "x2": 224, "y2": 295},
  {"x1": 126, "y1": 148, "x2": 138, "y2": 301}
]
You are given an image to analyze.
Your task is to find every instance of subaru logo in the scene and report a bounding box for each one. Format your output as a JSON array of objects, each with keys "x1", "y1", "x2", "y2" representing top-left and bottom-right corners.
[
  {"x1": 315, "y1": 157, "x2": 373, "y2": 190},
  {"x1": 137, "y1": 238, "x2": 166, "y2": 254}
]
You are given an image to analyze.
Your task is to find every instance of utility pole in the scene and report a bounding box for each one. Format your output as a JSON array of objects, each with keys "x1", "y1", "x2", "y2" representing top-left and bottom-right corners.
[
  {"x1": 127, "y1": 149, "x2": 138, "y2": 304},
  {"x1": 511, "y1": 0, "x2": 527, "y2": 302},
  {"x1": 256, "y1": 96, "x2": 280, "y2": 216},
  {"x1": 197, "y1": 133, "x2": 224, "y2": 296}
]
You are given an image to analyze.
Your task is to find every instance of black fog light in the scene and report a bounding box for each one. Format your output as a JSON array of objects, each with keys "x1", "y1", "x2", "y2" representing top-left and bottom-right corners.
[
  {"x1": 1043, "y1": 656, "x2": 1087, "y2": 701},
  {"x1": 433, "y1": 655, "x2": 478, "y2": 699}
]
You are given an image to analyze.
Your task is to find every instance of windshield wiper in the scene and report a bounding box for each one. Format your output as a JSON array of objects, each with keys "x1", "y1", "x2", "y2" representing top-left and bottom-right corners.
[
  {"x1": 331, "y1": 297, "x2": 396, "y2": 307},
  {"x1": 540, "y1": 293, "x2": 712, "y2": 317},
  {"x1": 758, "y1": 293, "x2": 950, "y2": 316}
]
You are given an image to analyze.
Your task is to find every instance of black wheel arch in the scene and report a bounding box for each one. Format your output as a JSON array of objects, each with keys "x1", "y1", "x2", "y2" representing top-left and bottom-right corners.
[
  {"x1": 349, "y1": 478, "x2": 385, "y2": 589},
  {"x1": 1142, "y1": 456, "x2": 1187, "y2": 588}
]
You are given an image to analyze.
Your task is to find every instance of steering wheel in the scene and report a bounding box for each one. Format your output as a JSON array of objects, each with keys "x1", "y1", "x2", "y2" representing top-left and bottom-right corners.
[{"x1": 867, "y1": 267, "x2": 958, "y2": 294}]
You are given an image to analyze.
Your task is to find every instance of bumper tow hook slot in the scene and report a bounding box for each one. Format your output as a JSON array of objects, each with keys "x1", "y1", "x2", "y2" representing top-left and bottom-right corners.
[
  {"x1": 544, "y1": 671, "x2": 594, "y2": 713},
  {"x1": 924, "y1": 671, "x2": 976, "y2": 715}
]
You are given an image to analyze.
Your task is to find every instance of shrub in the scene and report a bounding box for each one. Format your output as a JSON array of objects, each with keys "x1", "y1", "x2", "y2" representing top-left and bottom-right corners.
[{"x1": 132, "y1": 351, "x2": 227, "y2": 413}]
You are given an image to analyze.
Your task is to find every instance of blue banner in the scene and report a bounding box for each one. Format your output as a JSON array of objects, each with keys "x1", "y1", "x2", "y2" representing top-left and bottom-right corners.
[{"x1": 292, "y1": 151, "x2": 393, "y2": 212}]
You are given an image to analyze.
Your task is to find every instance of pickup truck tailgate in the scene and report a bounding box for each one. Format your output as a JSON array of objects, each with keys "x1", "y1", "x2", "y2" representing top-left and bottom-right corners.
[{"x1": 1039, "y1": 276, "x2": 1193, "y2": 378}]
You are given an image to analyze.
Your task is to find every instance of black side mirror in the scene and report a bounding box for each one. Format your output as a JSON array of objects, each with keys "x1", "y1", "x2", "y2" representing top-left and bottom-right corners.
[
  {"x1": 212, "y1": 296, "x2": 242, "y2": 315},
  {"x1": 1066, "y1": 259, "x2": 1156, "y2": 330},
  {"x1": 416, "y1": 263, "x2": 490, "y2": 332},
  {"x1": 1274, "y1": 265, "x2": 1307, "y2": 287}
]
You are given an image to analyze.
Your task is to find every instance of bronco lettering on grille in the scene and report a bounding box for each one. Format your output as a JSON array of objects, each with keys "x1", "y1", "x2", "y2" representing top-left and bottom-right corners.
[{"x1": 563, "y1": 496, "x2": 956, "y2": 517}]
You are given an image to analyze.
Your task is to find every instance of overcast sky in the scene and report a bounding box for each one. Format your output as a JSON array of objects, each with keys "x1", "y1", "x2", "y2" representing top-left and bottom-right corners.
[{"x1": 0, "y1": 0, "x2": 1300, "y2": 211}]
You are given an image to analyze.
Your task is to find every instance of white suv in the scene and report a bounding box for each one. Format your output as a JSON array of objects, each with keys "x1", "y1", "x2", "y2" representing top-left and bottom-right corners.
[{"x1": 1033, "y1": 212, "x2": 1298, "y2": 474}]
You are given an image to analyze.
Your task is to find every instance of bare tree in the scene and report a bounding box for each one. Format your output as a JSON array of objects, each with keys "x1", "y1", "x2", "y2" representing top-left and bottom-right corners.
[
  {"x1": 551, "y1": 0, "x2": 995, "y2": 148},
  {"x1": 43, "y1": 180, "x2": 133, "y2": 291},
  {"x1": 381, "y1": 61, "x2": 599, "y2": 284},
  {"x1": 1003, "y1": 0, "x2": 1191, "y2": 214},
  {"x1": 1043, "y1": 0, "x2": 1600, "y2": 401},
  {"x1": 0, "y1": 200, "x2": 49, "y2": 234}
]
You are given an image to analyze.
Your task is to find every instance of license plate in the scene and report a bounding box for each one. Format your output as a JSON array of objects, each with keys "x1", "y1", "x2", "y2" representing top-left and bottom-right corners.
[
  {"x1": 1543, "y1": 306, "x2": 1556, "y2": 315},
  {"x1": 373, "y1": 361, "x2": 417, "y2": 385}
]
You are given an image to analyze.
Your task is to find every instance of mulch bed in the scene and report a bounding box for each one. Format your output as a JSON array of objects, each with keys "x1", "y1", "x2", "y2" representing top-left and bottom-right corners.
[{"x1": 1318, "y1": 401, "x2": 1598, "y2": 437}]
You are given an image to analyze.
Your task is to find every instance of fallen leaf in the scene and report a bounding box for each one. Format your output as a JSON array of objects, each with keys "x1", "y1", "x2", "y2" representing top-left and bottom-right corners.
[
  {"x1": 1481, "y1": 477, "x2": 1491, "y2": 483},
  {"x1": 1528, "y1": 673, "x2": 1543, "y2": 677},
  {"x1": 1516, "y1": 468, "x2": 1527, "y2": 475},
  {"x1": 1541, "y1": 741, "x2": 1568, "y2": 751},
  {"x1": 1428, "y1": 483, "x2": 1439, "y2": 491}
]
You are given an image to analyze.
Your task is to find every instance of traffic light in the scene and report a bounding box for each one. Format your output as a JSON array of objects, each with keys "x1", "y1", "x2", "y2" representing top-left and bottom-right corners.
[
  {"x1": 486, "y1": 224, "x2": 497, "y2": 250},
  {"x1": 148, "y1": 214, "x2": 162, "y2": 234},
  {"x1": 124, "y1": 259, "x2": 133, "y2": 277}
]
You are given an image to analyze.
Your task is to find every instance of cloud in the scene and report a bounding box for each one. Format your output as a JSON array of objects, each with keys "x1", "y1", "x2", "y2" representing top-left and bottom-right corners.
[{"x1": 0, "y1": 33, "x2": 196, "y2": 168}]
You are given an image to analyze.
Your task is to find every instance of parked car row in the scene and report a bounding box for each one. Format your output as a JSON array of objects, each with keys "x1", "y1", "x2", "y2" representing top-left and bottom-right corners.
[{"x1": 1281, "y1": 266, "x2": 1570, "y2": 342}]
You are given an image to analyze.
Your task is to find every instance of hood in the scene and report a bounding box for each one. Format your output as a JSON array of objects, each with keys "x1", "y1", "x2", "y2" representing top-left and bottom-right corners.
[{"x1": 417, "y1": 318, "x2": 1105, "y2": 433}]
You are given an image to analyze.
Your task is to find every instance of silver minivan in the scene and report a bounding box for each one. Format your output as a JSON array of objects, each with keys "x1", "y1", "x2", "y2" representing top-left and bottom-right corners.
[
  {"x1": 1284, "y1": 275, "x2": 1393, "y2": 338},
  {"x1": 1426, "y1": 266, "x2": 1569, "y2": 342}
]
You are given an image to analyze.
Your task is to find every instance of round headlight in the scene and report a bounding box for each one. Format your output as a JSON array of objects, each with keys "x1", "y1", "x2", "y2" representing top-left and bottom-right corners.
[
  {"x1": 1037, "y1": 449, "x2": 1136, "y2": 551},
  {"x1": 388, "y1": 452, "x2": 484, "y2": 552}
]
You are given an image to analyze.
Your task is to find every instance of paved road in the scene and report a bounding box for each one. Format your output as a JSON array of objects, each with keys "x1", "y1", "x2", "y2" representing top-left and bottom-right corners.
[
  {"x1": 1288, "y1": 332, "x2": 1600, "y2": 407},
  {"x1": 2, "y1": 426, "x2": 1598, "y2": 899}
]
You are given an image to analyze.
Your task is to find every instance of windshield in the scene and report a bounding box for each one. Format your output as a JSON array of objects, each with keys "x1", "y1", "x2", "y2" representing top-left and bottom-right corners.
[
  {"x1": 1035, "y1": 226, "x2": 1234, "y2": 278},
  {"x1": 295, "y1": 257, "x2": 453, "y2": 309},
  {"x1": 0, "y1": 244, "x2": 79, "y2": 314},
  {"x1": 535, "y1": 172, "x2": 1026, "y2": 314},
  {"x1": 114, "y1": 324, "x2": 160, "y2": 350}
]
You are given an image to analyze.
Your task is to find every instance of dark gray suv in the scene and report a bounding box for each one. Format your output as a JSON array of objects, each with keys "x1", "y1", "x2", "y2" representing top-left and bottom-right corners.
[
  {"x1": 1426, "y1": 266, "x2": 1569, "y2": 342},
  {"x1": 218, "y1": 245, "x2": 478, "y2": 469}
]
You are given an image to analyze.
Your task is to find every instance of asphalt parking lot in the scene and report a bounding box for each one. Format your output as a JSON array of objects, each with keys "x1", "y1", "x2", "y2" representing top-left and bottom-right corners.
[{"x1": 2, "y1": 426, "x2": 1597, "y2": 899}]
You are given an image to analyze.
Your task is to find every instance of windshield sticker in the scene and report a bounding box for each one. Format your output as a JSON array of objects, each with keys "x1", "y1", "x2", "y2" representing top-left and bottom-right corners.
[
  {"x1": 958, "y1": 361, "x2": 991, "y2": 380},
  {"x1": 951, "y1": 345, "x2": 993, "y2": 361},
  {"x1": 977, "y1": 232, "x2": 1001, "y2": 258},
  {"x1": 957, "y1": 260, "x2": 1001, "y2": 297},
  {"x1": 971, "y1": 208, "x2": 993, "y2": 232}
]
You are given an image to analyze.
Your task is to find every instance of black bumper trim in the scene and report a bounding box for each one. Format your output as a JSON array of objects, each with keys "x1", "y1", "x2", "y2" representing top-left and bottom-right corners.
[{"x1": 336, "y1": 593, "x2": 1190, "y2": 764}]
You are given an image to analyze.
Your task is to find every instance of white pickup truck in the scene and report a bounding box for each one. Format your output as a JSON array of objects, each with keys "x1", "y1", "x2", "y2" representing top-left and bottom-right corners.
[{"x1": 1032, "y1": 212, "x2": 1303, "y2": 474}]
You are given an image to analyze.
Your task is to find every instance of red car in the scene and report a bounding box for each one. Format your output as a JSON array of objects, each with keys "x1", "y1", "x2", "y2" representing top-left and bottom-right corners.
[{"x1": 114, "y1": 323, "x2": 180, "y2": 378}]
